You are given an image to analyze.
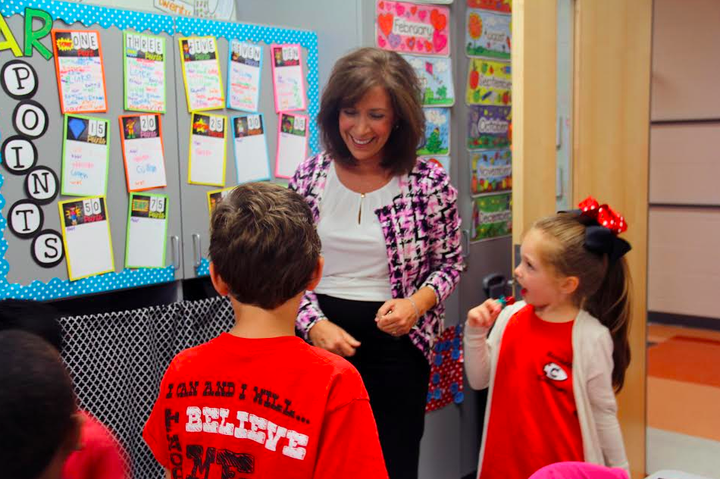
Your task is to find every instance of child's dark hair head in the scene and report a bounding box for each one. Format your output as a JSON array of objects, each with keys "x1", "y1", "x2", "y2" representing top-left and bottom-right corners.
[
  {"x1": 0, "y1": 299, "x2": 62, "y2": 352},
  {"x1": 0, "y1": 330, "x2": 77, "y2": 479},
  {"x1": 532, "y1": 212, "x2": 632, "y2": 391},
  {"x1": 209, "y1": 182, "x2": 321, "y2": 310}
]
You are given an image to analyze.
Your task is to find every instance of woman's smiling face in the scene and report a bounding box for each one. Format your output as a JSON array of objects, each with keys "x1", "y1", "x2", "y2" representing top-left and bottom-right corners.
[{"x1": 338, "y1": 85, "x2": 396, "y2": 164}]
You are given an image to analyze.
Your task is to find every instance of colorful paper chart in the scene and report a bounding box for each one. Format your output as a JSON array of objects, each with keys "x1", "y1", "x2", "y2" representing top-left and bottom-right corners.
[
  {"x1": 125, "y1": 193, "x2": 169, "y2": 269},
  {"x1": 270, "y1": 44, "x2": 307, "y2": 113},
  {"x1": 376, "y1": 0, "x2": 451, "y2": 56},
  {"x1": 58, "y1": 196, "x2": 114, "y2": 281},
  {"x1": 418, "y1": 107, "x2": 450, "y2": 156},
  {"x1": 471, "y1": 193, "x2": 512, "y2": 242},
  {"x1": 188, "y1": 112, "x2": 227, "y2": 186},
  {"x1": 470, "y1": 149, "x2": 512, "y2": 196},
  {"x1": 227, "y1": 40, "x2": 263, "y2": 112},
  {"x1": 123, "y1": 32, "x2": 166, "y2": 113},
  {"x1": 178, "y1": 36, "x2": 225, "y2": 112},
  {"x1": 51, "y1": 29, "x2": 108, "y2": 113},
  {"x1": 466, "y1": 8, "x2": 512, "y2": 59},
  {"x1": 61, "y1": 114, "x2": 110, "y2": 197},
  {"x1": 119, "y1": 114, "x2": 168, "y2": 192},
  {"x1": 466, "y1": 58, "x2": 511, "y2": 106},
  {"x1": 402, "y1": 54, "x2": 454, "y2": 106},
  {"x1": 275, "y1": 112, "x2": 308, "y2": 179},
  {"x1": 232, "y1": 114, "x2": 271, "y2": 184},
  {"x1": 467, "y1": 105, "x2": 511, "y2": 150},
  {"x1": 467, "y1": 0, "x2": 512, "y2": 13},
  {"x1": 207, "y1": 187, "x2": 235, "y2": 216}
]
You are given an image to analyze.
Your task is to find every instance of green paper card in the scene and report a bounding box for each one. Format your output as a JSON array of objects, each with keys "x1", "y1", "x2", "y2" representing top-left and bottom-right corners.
[
  {"x1": 123, "y1": 32, "x2": 167, "y2": 113},
  {"x1": 125, "y1": 193, "x2": 169, "y2": 269},
  {"x1": 61, "y1": 114, "x2": 110, "y2": 197}
]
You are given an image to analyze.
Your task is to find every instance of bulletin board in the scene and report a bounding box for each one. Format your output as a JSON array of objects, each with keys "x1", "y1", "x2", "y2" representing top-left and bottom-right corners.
[{"x1": 0, "y1": 0, "x2": 320, "y2": 300}]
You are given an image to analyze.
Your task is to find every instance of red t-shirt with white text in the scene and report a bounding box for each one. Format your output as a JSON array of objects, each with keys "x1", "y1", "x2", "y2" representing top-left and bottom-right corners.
[
  {"x1": 480, "y1": 304, "x2": 584, "y2": 479},
  {"x1": 143, "y1": 334, "x2": 387, "y2": 479}
]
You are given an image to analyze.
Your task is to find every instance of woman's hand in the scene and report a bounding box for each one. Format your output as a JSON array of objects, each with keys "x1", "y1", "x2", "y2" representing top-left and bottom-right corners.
[
  {"x1": 375, "y1": 298, "x2": 420, "y2": 337},
  {"x1": 309, "y1": 320, "x2": 361, "y2": 357},
  {"x1": 466, "y1": 299, "x2": 503, "y2": 329}
]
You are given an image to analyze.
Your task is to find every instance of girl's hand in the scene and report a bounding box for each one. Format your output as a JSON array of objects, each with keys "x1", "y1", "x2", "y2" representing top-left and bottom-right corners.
[
  {"x1": 309, "y1": 320, "x2": 361, "y2": 357},
  {"x1": 466, "y1": 299, "x2": 503, "y2": 329},
  {"x1": 375, "y1": 298, "x2": 420, "y2": 337}
]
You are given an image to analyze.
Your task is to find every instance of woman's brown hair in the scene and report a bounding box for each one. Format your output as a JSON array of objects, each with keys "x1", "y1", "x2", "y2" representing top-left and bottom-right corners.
[
  {"x1": 533, "y1": 213, "x2": 632, "y2": 392},
  {"x1": 318, "y1": 47, "x2": 425, "y2": 176}
]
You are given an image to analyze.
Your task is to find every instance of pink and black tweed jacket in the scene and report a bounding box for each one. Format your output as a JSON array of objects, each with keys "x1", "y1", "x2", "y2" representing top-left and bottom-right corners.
[{"x1": 289, "y1": 152, "x2": 464, "y2": 361}]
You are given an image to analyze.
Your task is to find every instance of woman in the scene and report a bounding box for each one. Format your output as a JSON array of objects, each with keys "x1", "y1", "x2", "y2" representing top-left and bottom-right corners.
[{"x1": 290, "y1": 47, "x2": 463, "y2": 479}]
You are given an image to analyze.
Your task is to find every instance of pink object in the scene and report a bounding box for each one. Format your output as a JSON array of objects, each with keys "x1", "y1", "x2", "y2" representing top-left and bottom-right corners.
[{"x1": 528, "y1": 462, "x2": 629, "y2": 479}]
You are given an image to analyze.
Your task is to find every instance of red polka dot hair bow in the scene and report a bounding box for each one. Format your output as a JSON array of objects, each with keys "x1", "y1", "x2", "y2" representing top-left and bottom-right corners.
[
  {"x1": 578, "y1": 196, "x2": 628, "y2": 235},
  {"x1": 574, "y1": 196, "x2": 631, "y2": 263}
]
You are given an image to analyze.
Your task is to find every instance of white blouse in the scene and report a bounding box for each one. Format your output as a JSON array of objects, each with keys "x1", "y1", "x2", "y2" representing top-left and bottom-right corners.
[{"x1": 314, "y1": 163, "x2": 402, "y2": 302}]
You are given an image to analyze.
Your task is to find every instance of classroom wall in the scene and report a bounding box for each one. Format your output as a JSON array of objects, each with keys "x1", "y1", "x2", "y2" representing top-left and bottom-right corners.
[{"x1": 649, "y1": 0, "x2": 720, "y2": 323}]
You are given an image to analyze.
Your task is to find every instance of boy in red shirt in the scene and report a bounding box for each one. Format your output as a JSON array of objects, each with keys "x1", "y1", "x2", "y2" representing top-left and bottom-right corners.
[{"x1": 143, "y1": 182, "x2": 388, "y2": 479}]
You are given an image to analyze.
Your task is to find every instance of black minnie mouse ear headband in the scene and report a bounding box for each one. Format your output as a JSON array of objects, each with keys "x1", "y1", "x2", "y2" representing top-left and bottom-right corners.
[{"x1": 562, "y1": 196, "x2": 632, "y2": 264}]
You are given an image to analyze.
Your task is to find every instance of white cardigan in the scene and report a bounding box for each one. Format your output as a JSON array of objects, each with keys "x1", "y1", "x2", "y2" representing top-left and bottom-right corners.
[{"x1": 464, "y1": 301, "x2": 629, "y2": 474}]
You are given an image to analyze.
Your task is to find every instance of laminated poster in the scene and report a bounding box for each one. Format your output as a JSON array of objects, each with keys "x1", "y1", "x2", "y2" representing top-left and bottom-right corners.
[
  {"x1": 179, "y1": 36, "x2": 225, "y2": 111},
  {"x1": 232, "y1": 114, "x2": 271, "y2": 184},
  {"x1": 467, "y1": 0, "x2": 512, "y2": 13},
  {"x1": 466, "y1": 8, "x2": 511, "y2": 59},
  {"x1": 52, "y1": 30, "x2": 108, "y2": 113},
  {"x1": 227, "y1": 40, "x2": 263, "y2": 112},
  {"x1": 376, "y1": 0, "x2": 450, "y2": 56},
  {"x1": 466, "y1": 58, "x2": 511, "y2": 106},
  {"x1": 119, "y1": 114, "x2": 168, "y2": 192},
  {"x1": 188, "y1": 113, "x2": 227, "y2": 186},
  {"x1": 59, "y1": 196, "x2": 114, "y2": 281},
  {"x1": 467, "y1": 105, "x2": 511, "y2": 150},
  {"x1": 61, "y1": 114, "x2": 110, "y2": 197},
  {"x1": 417, "y1": 107, "x2": 450, "y2": 156},
  {"x1": 402, "y1": 54, "x2": 455, "y2": 106},
  {"x1": 471, "y1": 193, "x2": 512, "y2": 242},
  {"x1": 123, "y1": 32, "x2": 166, "y2": 112},
  {"x1": 207, "y1": 187, "x2": 235, "y2": 216},
  {"x1": 470, "y1": 148, "x2": 512, "y2": 196},
  {"x1": 125, "y1": 193, "x2": 169, "y2": 269}
]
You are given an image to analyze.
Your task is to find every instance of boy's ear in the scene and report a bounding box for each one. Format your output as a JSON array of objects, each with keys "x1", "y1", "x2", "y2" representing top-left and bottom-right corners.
[
  {"x1": 306, "y1": 256, "x2": 324, "y2": 291},
  {"x1": 64, "y1": 412, "x2": 84, "y2": 454},
  {"x1": 559, "y1": 275, "x2": 580, "y2": 296},
  {"x1": 209, "y1": 262, "x2": 230, "y2": 296}
]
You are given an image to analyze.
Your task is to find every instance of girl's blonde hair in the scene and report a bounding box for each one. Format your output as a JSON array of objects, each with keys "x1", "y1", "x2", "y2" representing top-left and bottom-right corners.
[{"x1": 532, "y1": 212, "x2": 632, "y2": 391}]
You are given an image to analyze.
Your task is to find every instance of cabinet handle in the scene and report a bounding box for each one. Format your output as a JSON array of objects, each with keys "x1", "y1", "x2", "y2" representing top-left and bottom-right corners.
[
  {"x1": 170, "y1": 236, "x2": 181, "y2": 271},
  {"x1": 192, "y1": 234, "x2": 202, "y2": 268},
  {"x1": 461, "y1": 229, "x2": 470, "y2": 259}
]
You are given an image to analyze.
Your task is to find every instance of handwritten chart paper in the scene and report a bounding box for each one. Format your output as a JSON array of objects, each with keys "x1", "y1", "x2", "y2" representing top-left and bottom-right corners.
[
  {"x1": 179, "y1": 36, "x2": 224, "y2": 111},
  {"x1": 227, "y1": 40, "x2": 262, "y2": 112},
  {"x1": 470, "y1": 148, "x2": 512, "y2": 195},
  {"x1": 270, "y1": 44, "x2": 306, "y2": 113},
  {"x1": 207, "y1": 187, "x2": 234, "y2": 216},
  {"x1": 275, "y1": 113, "x2": 308, "y2": 179},
  {"x1": 402, "y1": 54, "x2": 455, "y2": 106},
  {"x1": 123, "y1": 32, "x2": 166, "y2": 112},
  {"x1": 375, "y1": 1, "x2": 450, "y2": 56},
  {"x1": 52, "y1": 30, "x2": 108, "y2": 113},
  {"x1": 61, "y1": 115, "x2": 110, "y2": 197},
  {"x1": 119, "y1": 114, "x2": 168, "y2": 192},
  {"x1": 466, "y1": 9, "x2": 511, "y2": 60},
  {"x1": 59, "y1": 196, "x2": 114, "y2": 281},
  {"x1": 125, "y1": 193, "x2": 168, "y2": 269},
  {"x1": 232, "y1": 114, "x2": 270, "y2": 183},
  {"x1": 188, "y1": 113, "x2": 227, "y2": 186}
]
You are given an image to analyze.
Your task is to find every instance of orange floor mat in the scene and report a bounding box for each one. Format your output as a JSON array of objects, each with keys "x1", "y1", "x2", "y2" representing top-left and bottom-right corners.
[{"x1": 648, "y1": 336, "x2": 720, "y2": 388}]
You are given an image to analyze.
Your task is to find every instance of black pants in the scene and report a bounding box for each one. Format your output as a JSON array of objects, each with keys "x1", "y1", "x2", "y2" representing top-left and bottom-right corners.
[{"x1": 316, "y1": 294, "x2": 430, "y2": 479}]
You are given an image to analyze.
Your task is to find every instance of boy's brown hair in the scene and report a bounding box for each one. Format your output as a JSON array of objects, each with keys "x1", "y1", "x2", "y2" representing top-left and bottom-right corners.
[{"x1": 209, "y1": 182, "x2": 321, "y2": 310}]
